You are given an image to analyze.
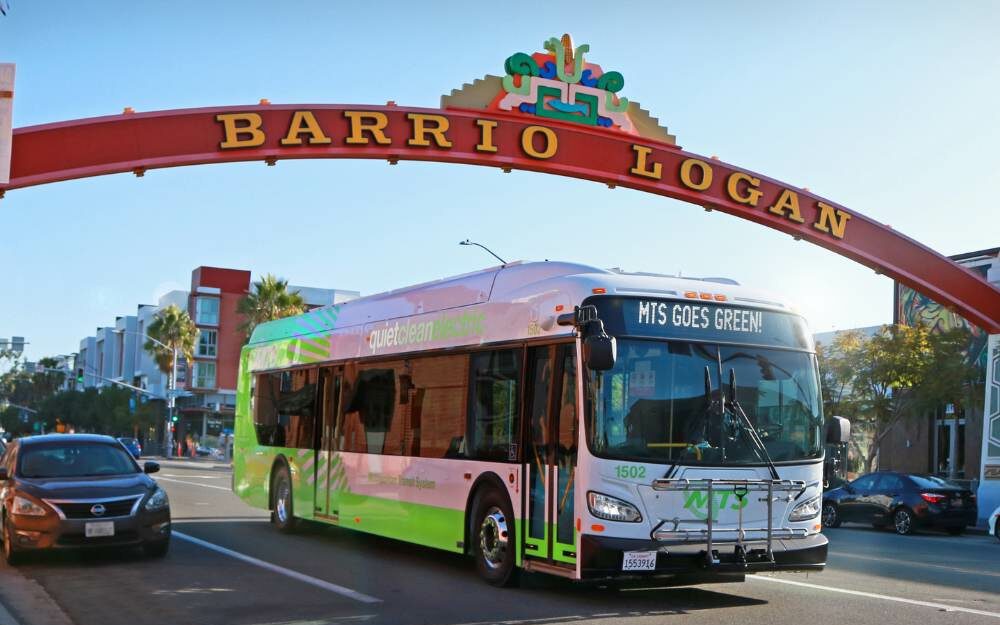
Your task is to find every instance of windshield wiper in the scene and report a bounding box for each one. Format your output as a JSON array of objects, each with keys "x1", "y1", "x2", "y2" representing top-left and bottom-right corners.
[{"x1": 726, "y1": 368, "x2": 780, "y2": 480}]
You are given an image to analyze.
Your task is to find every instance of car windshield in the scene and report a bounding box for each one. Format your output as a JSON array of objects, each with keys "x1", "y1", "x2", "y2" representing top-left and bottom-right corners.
[
  {"x1": 19, "y1": 443, "x2": 139, "y2": 478},
  {"x1": 587, "y1": 339, "x2": 823, "y2": 465}
]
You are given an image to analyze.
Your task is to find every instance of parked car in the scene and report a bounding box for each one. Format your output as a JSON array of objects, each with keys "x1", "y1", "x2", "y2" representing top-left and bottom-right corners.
[
  {"x1": 0, "y1": 434, "x2": 170, "y2": 564},
  {"x1": 116, "y1": 437, "x2": 142, "y2": 459},
  {"x1": 822, "y1": 471, "x2": 976, "y2": 536},
  {"x1": 989, "y1": 504, "x2": 1000, "y2": 542}
]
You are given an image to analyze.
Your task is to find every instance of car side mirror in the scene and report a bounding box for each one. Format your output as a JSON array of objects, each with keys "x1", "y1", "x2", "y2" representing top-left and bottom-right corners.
[
  {"x1": 0, "y1": 467, "x2": 7, "y2": 481},
  {"x1": 143, "y1": 461, "x2": 160, "y2": 474},
  {"x1": 826, "y1": 416, "x2": 851, "y2": 445}
]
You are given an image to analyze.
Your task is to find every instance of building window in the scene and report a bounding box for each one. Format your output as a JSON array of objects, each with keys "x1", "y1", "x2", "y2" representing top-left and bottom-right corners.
[
  {"x1": 197, "y1": 330, "x2": 218, "y2": 358},
  {"x1": 196, "y1": 297, "x2": 220, "y2": 325},
  {"x1": 193, "y1": 361, "x2": 216, "y2": 389}
]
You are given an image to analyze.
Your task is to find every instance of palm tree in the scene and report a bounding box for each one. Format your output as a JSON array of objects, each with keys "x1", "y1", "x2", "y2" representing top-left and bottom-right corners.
[
  {"x1": 237, "y1": 274, "x2": 306, "y2": 341},
  {"x1": 145, "y1": 305, "x2": 197, "y2": 383}
]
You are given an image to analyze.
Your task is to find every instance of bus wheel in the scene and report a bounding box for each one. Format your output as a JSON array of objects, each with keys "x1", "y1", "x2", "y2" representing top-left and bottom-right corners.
[
  {"x1": 272, "y1": 464, "x2": 298, "y2": 533},
  {"x1": 472, "y1": 488, "x2": 519, "y2": 587}
]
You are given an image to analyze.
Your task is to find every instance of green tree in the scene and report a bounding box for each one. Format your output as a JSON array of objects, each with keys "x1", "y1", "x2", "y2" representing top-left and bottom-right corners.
[
  {"x1": 237, "y1": 274, "x2": 306, "y2": 341},
  {"x1": 818, "y1": 324, "x2": 979, "y2": 473},
  {"x1": 145, "y1": 305, "x2": 197, "y2": 384},
  {"x1": 0, "y1": 356, "x2": 68, "y2": 434}
]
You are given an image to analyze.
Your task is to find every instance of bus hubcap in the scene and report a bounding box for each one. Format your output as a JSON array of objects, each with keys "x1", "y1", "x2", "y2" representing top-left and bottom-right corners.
[
  {"x1": 479, "y1": 507, "x2": 508, "y2": 569},
  {"x1": 276, "y1": 479, "x2": 289, "y2": 524},
  {"x1": 894, "y1": 511, "x2": 910, "y2": 534}
]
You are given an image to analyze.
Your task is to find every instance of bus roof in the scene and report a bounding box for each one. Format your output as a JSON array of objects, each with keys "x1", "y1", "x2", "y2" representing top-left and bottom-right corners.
[{"x1": 247, "y1": 261, "x2": 799, "y2": 351}]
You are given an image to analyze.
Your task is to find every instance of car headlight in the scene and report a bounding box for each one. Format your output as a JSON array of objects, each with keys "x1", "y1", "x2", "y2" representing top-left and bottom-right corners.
[
  {"x1": 790, "y1": 496, "x2": 821, "y2": 521},
  {"x1": 12, "y1": 495, "x2": 48, "y2": 517},
  {"x1": 587, "y1": 491, "x2": 643, "y2": 523},
  {"x1": 144, "y1": 487, "x2": 169, "y2": 511}
]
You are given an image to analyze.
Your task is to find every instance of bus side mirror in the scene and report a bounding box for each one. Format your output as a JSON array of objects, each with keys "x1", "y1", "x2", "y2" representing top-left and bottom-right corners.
[
  {"x1": 584, "y1": 334, "x2": 617, "y2": 371},
  {"x1": 826, "y1": 416, "x2": 850, "y2": 445}
]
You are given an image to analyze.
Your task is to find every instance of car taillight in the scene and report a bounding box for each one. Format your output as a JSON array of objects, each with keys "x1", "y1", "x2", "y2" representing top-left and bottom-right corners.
[{"x1": 920, "y1": 493, "x2": 947, "y2": 504}]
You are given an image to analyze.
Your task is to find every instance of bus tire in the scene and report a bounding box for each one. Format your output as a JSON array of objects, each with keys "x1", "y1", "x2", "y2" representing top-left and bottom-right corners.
[
  {"x1": 271, "y1": 463, "x2": 298, "y2": 533},
  {"x1": 471, "y1": 488, "x2": 519, "y2": 587}
]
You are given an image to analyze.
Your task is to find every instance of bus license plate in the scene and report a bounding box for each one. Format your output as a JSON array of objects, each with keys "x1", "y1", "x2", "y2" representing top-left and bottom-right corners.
[
  {"x1": 622, "y1": 550, "x2": 657, "y2": 571},
  {"x1": 85, "y1": 522, "x2": 115, "y2": 538}
]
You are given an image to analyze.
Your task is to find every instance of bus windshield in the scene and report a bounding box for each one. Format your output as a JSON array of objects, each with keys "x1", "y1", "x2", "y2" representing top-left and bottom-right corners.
[{"x1": 587, "y1": 338, "x2": 823, "y2": 465}]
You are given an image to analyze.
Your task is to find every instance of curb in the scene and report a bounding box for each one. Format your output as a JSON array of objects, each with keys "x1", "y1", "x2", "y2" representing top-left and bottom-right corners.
[
  {"x1": 0, "y1": 598, "x2": 21, "y2": 625},
  {"x1": 0, "y1": 566, "x2": 74, "y2": 625}
]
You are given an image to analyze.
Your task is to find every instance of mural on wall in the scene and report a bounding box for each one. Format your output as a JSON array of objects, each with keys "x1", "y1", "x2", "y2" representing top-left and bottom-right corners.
[{"x1": 896, "y1": 255, "x2": 994, "y2": 372}]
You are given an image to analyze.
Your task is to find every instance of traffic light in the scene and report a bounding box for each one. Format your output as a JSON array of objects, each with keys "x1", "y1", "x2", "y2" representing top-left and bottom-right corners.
[
  {"x1": 76, "y1": 369, "x2": 84, "y2": 384},
  {"x1": 171, "y1": 415, "x2": 179, "y2": 423}
]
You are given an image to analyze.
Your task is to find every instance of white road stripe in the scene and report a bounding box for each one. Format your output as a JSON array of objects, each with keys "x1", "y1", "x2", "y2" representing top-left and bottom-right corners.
[
  {"x1": 833, "y1": 551, "x2": 1000, "y2": 578},
  {"x1": 748, "y1": 575, "x2": 1000, "y2": 619},
  {"x1": 156, "y1": 477, "x2": 231, "y2": 491},
  {"x1": 173, "y1": 531, "x2": 381, "y2": 604},
  {"x1": 161, "y1": 473, "x2": 227, "y2": 479}
]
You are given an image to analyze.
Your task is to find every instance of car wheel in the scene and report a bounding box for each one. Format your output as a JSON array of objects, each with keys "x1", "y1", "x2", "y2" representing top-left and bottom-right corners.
[
  {"x1": 945, "y1": 527, "x2": 965, "y2": 536},
  {"x1": 822, "y1": 503, "x2": 841, "y2": 528},
  {"x1": 2, "y1": 514, "x2": 22, "y2": 566},
  {"x1": 893, "y1": 508, "x2": 915, "y2": 535},
  {"x1": 143, "y1": 537, "x2": 170, "y2": 558},
  {"x1": 272, "y1": 463, "x2": 297, "y2": 533},
  {"x1": 994, "y1": 522, "x2": 1000, "y2": 542},
  {"x1": 472, "y1": 488, "x2": 519, "y2": 587}
]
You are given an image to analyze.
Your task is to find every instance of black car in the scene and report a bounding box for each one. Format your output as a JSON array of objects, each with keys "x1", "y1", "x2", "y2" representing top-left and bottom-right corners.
[
  {"x1": 0, "y1": 434, "x2": 171, "y2": 563},
  {"x1": 822, "y1": 471, "x2": 977, "y2": 535}
]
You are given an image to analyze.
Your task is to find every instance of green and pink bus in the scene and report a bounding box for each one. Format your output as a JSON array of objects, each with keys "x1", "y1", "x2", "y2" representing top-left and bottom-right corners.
[{"x1": 232, "y1": 261, "x2": 847, "y2": 585}]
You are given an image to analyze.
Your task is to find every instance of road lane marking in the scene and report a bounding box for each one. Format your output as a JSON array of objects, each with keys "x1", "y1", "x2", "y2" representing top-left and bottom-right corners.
[
  {"x1": 156, "y1": 477, "x2": 231, "y2": 491},
  {"x1": 161, "y1": 473, "x2": 227, "y2": 479},
  {"x1": 833, "y1": 551, "x2": 1000, "y2": 578},
  {"x1": 748, "y1": 575, "x2": 1000, "y2": 619},
  {"x1": 173, "y1": 531, "x2": 381, "y2": 604}
]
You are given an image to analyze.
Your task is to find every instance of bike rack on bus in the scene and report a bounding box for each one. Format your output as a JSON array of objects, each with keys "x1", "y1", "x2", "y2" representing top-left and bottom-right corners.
[{"x1": 650, "y1": 478, "x2": 807, "y2": 567}]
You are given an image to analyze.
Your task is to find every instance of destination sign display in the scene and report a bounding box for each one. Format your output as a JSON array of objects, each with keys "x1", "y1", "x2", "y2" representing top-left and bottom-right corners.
[{"x1": 589, "y1": 297, "x2": 811, "y2": 350}]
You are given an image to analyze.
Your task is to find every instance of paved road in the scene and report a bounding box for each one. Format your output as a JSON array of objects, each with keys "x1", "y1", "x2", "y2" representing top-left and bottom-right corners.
[{"x1": 1, "y1": 461, "x2": 998, "y2": 625}]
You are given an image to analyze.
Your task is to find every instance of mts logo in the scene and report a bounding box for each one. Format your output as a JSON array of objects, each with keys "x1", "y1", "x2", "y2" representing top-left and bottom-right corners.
[{"x1": 683, "y1": 490, "x2": 748, "y2": 521}]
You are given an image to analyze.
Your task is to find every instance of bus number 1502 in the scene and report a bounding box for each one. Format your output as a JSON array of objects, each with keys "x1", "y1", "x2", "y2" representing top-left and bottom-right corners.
[{"x1": 614, "y1": 465, "x2": 646, "y2": 480}]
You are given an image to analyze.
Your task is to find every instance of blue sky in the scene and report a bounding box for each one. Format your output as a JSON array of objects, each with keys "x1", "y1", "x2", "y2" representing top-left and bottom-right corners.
[{"x1": 1, "y1": 0, "x2": 998, "y2": 361}]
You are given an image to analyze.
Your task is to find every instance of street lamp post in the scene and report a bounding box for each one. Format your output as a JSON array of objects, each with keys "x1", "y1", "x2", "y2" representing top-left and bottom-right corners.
[{"x1": 113, "y1": 329, "x2": 177, "y2": 458}]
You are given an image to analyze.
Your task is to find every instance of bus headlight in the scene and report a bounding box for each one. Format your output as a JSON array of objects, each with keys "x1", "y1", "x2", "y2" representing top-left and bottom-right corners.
[
  {"x1": 587, "y1": 491, "x2": 642, "y2": 523},
  {"x1": 789, "y1": 496, "x2": 821, "y2": 521}
]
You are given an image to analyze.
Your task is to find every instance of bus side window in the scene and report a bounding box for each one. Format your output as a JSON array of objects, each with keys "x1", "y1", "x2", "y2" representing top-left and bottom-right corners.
[
  {"x1": 467, "y1": 348, "x2": 522, "y2": 463},
  {"x1": 253, "y1": 372, "x2": 282, "y2": 447},
  {"x1": 412, "y1": 354, "x2": 469, "y2": 459}
]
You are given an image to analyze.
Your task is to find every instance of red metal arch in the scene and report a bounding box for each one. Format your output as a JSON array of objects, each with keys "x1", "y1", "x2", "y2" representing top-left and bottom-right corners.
[{"x1": 4, "y1": 103, "x2": 999, "y2": 332}]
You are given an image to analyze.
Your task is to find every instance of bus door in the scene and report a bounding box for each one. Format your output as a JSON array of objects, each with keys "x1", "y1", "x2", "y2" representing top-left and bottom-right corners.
[
  {"x1": 315, "y1": 366, "x2": 342, "y2": 519},
  {"x1": 524, "y1": 344, "x2": 578, "y2": 568}
]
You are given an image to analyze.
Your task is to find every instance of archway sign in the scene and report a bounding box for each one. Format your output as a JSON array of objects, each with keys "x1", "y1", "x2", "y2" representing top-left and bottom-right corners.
[{"x1": 3, "y1": 34, "x2": 999, "y2": 332}]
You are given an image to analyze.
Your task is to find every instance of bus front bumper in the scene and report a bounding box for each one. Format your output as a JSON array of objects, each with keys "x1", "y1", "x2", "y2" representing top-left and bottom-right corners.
[{"x1": 579, "y1": 532, "x2": 827, "y2": 580}]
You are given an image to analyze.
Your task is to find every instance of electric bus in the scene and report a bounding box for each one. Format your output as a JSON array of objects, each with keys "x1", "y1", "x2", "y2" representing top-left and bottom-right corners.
[{"x1": 232, "y1": 261, "x2": 848, "y2": 586}]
